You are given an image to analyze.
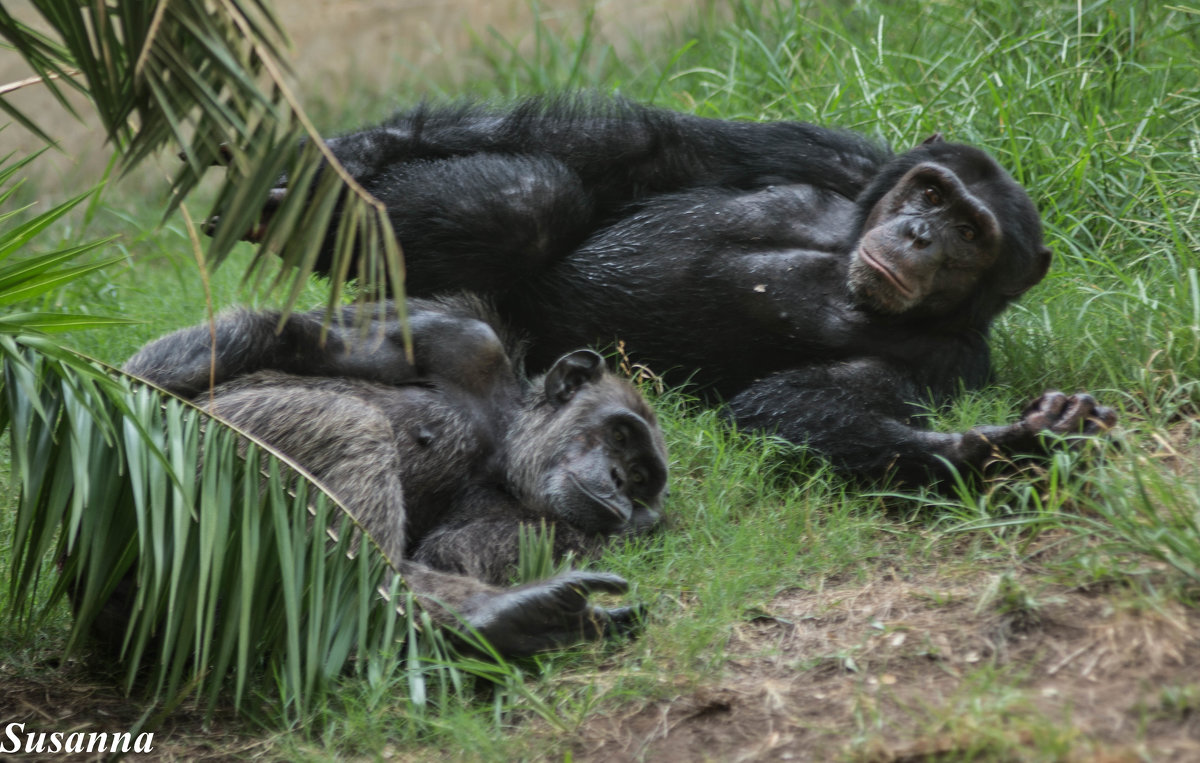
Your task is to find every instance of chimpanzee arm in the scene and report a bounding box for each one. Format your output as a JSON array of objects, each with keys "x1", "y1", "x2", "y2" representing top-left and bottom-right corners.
[
  {"x1": 326, "y1": 98, "x2": 888, "y2": 200},
  {"x1": 399, "y1": 562, "x2": 640, "y2": 657},
  {"x1": 244, "y1": 99, "x2": 890, "y2": 287},
  {"x1": 726, "y1": 359, "x2": 1116, "y2": 484},
  {"x1": 411, "y1": 514, "x2": 602, "y2": 587},
  {"x1": 123, "y1": 309, "x2": 363, "y2": 398},
  {"x1": 123, "y1": 302, "x2": 513, "y2": 398}
]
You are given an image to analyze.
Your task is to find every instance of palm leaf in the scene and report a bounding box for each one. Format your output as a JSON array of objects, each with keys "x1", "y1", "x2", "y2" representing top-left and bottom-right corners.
[
  {"x1": 0, "y1": 154, "x2": 133, "y2": 335},
  {"x1": 0, "y1": 0, "x2": 403, "y2": 318},
  {"x1": 0, "y1": 153, "x2": 448, "y2": 721},
  {"x1": 0, "y1": 343, "x2": 421, "y2": 718}
]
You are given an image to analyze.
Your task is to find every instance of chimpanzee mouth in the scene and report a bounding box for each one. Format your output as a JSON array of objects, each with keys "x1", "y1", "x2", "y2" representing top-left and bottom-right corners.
[
  {"x1": 859, "y1": 248, "x2": 913, "y2": 297},
  {"x1": 567, "y1": 472, "x2": 629, "y2": 523}
]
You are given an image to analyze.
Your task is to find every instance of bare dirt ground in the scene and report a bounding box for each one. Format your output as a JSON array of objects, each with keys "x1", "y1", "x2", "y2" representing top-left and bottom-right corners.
[
  {"x1": 566, "y1": 565, "x2": 1200, "y2": 762},
  {"x1": 0, "y1": 664, "x2": 260, "y2": 761}
]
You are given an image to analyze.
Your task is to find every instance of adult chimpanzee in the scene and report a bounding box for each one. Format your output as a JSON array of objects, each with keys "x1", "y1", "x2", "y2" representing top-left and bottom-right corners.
[
  {"x1": 123, "y1": 295, "x2": 669, "y2": 656},
  {"x1": 226, "y1": 97, "x2": 1115, "y2": 483}
]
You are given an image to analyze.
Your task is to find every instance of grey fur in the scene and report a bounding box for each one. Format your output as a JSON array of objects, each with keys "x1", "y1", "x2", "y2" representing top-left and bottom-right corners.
[{"x1": 122, "y1": 296, "x2": 668, "y2": 656}]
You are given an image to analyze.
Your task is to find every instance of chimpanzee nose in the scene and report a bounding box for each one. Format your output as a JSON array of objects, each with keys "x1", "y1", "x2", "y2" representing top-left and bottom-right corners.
[
  {"x1": 907, "y1": 220, "x2": 932, "y2": 249},
  {"x1": 610, "y1": 466, "x2": 626, "y2": 492}
]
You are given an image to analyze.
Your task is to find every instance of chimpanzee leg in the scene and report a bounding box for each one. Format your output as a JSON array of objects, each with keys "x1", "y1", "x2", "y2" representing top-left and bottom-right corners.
[{"x1": 358, "y1": 153, "x2": 594, "y2": 295}]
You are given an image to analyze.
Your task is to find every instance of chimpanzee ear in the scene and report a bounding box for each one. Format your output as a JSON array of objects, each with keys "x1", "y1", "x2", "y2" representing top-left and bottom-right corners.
[
  {"x1": 1002, "y1": 246, "x2": 1052, "y2": 297},
  {"x1": 544, "y1": 350, "x2": 605, "y2": 405},
  {"x1": 920, "y1": 133, "x2": 945, "y2": 146}
]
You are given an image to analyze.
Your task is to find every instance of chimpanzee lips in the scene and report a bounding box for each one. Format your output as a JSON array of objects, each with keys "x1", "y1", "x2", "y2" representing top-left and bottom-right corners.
[
  {"x1": 567, "y1": 471, "x2": 629, "y2": 523},
  {"x1": 859, "y1": 247, "x2": 913, "y2": 296}
]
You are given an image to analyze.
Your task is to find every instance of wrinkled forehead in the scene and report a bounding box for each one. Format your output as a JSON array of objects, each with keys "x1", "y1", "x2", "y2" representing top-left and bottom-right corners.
[{"x1": 584, "y1": 377, "x2": 664, "y2": 434}]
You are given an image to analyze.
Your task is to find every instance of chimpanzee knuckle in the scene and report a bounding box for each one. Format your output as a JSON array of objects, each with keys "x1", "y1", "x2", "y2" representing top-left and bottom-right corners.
[
  {"x1": 562, "y1": 570, "x2": 629, "y2": 595},
  {"x1": 1019, "y1": 395, "x2": 1044, "y2": 419},
  {"x1": 1043, "y1": 391, "x2": 1069, "y2": 414},
  {"x1": 1050, "y1": 408, "x2": 1085, "y2": 434},
  {"x1": 1096, "y1": 406, "x2": 1119, "y2": 428},
  {"x1": 1022, "y1": 391, "x2": 1066, "y2": 425},
  {"x1": 1071, "y1": 392, "x2": 1097, "y2": 412}
]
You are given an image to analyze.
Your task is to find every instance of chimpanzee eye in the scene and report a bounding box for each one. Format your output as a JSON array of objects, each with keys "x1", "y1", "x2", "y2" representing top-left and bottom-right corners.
[
  {"x1": 612, "y1": 427, "x2": 627, "y2": 444},
  {"x1": 959, "y1": 226, "x2": 976, "y2": 241},
  {"x1": 924, "y1": 186, "x2": 943, "y2": 206},
  {"x1": 630, "y1": 469, "x2": 646, "y2": 484}
]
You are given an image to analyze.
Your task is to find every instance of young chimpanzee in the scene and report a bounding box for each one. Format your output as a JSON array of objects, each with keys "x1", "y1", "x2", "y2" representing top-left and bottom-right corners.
[
  {"x1": 123, "y1": 295, "x2": 668, "y2": 656},
  {"x1": 218, "y1": 96, "x2": 1116, "y2": 483}
]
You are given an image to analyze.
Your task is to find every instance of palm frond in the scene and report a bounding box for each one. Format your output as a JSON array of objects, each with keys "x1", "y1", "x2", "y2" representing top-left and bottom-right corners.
[
  {"x1": 0, "y1": 152, "x2": 131, "y2": 334},
  {"x1": 1, "y1": 342, "x2": 419, "y2": 719},
  {"x1": 0, "y1": 152, "x2": 437, "y2": 722},
  {"x1": 0, "y1": 0, "x2": 403, "y2": 317}
]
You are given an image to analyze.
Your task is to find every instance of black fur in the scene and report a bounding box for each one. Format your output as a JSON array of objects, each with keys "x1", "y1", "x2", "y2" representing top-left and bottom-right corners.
[{"x1": 226, "y1": 96, "x2": 1114, "y2": 482}]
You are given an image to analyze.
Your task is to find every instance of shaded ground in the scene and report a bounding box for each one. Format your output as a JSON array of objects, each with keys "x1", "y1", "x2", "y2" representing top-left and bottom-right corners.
[
  {"x1": 0, "y1": 660, "x2": 261, "y2": 761},
  {"x1": 568, "y1": 566, "x2": 1200, "y2": 761}
]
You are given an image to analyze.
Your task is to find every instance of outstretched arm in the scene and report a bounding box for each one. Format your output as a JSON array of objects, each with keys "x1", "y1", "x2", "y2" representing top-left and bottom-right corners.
[
  {"x1": 726, "y1": 359, "x2": 1116, "y2": 484},
  {"x1": 323, "y1": 98, "x2": 888, "y2": 201},
  {"x1": 123, "y1": 302, "x2": 514, "y2": 398},
  {"x1": 399, "y1": 563, "x2": 640, "y2": 657},
  {"x1": 123, "y1": 308, "x2": 365, "y2": 398},
  {"x1": 222, "y1": 99, "x2": 890, "y2": 290}
]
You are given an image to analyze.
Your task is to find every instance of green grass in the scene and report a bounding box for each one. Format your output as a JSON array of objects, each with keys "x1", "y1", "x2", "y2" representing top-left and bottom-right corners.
[{"x1": 4, "y1": 0, "x2": 1200, "y2": 759}]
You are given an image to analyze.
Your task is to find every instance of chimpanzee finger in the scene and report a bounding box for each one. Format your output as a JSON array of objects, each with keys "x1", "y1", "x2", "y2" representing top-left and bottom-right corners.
[
  {"x1": 572, "y1": 603, "x2": 646, "y2": 644},
  {"x1": 600, "y1": 604, "x2": 647, "y2": 638},
  {"x1": 201, "y1": 213, "x2": 260, "y2": 242},
  {"x1": 1021, "y1": 390, "x2": 1067, "y2": 431},
  {"x1": 555, "y1": 570, "x2": 629, "y2": 596},
  {"x1": 1077, "y1": 405, "x2": 1118, "y2": 437},
  {"x1": 1094, "y1": 405, "x2": 1118, "y2": 429},
  {"x1": 1055, "y1": 393, "x2": 1097, "y2": 434},
  {"x1": 1023, "y1": 390, "x2": 1061, "y2": 416}
]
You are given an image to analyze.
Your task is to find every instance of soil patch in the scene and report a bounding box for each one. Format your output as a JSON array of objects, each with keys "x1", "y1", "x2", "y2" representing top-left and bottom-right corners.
[
  {"x1": 570, "y1": 570, "x2": 1200, "y2": 761},
  {"x1": 0, "y1": 656, "x2": 262, "y2": 761}
]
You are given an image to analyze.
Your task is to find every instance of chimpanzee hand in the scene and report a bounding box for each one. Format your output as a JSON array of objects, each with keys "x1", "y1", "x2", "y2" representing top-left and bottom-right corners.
[
  {"x1": 461, "y1": 571, "x2": 642, "y2": 657},
  {"x1": 969, "y1": 390, "x2": 1117, "y2": 455}
]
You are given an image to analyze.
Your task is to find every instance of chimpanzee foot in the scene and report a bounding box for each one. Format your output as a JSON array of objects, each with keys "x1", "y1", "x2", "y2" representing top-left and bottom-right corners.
[
  {"x1": 460, "y1": 571, "x2": 641, "y2": 657},
  {"x1": 202, "y1": 187, "x2": 286, "y2": 243},
  {"x1": 1018, "y1": 390, "x2": 1117, "y2": 438}
]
